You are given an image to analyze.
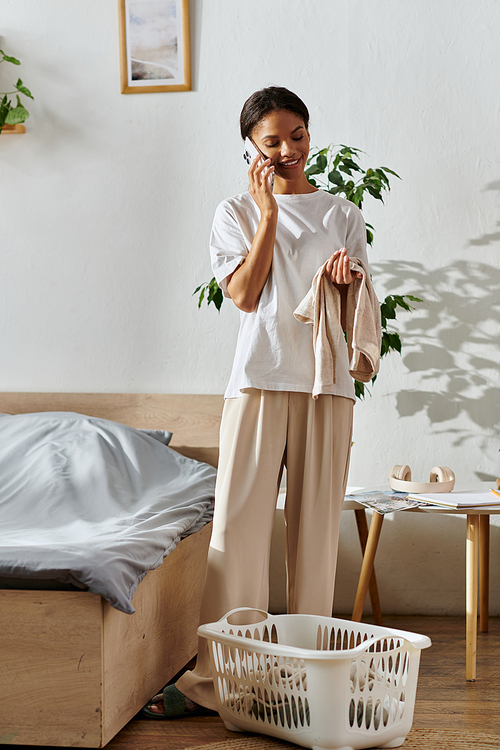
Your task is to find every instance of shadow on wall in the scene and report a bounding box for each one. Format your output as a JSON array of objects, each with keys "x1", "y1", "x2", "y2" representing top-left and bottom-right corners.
[
  {"x1": 470, "y1": 180, "x2": 500, "y2": 248},
  {"x1": 371, "y1": 256, "x2": 500, "y2": 453}
]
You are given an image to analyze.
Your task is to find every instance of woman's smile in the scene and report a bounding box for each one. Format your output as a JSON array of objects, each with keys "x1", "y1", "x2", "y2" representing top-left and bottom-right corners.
[{"x1": 279, "y1": 157, "x2": 301, "y2": 168}]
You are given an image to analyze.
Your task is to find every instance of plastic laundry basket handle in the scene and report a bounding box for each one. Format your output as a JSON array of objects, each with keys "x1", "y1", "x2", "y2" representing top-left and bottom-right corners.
[{"x1": 219, "y1": 607, "x2": 270, "y2": 625}]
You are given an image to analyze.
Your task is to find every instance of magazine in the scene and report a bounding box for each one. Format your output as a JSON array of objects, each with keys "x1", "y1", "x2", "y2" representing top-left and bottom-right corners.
[{"x1": 345, "y1": 490, "x2": 435, "y2": 515}]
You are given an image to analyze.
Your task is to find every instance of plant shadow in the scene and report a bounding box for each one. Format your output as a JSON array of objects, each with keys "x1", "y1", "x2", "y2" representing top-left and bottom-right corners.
[{"x1": 371, "y1": 258, "x2": 500, "y2": 459}]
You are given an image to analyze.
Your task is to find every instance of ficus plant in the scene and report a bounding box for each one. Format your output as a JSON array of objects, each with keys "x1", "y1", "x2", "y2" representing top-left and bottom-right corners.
[
  {"x1": 194, "y1": 144, "x2": 421, "y2": 399},
  {"x1": 0, "y1": 48, "x2": 33, "y2": 133}
]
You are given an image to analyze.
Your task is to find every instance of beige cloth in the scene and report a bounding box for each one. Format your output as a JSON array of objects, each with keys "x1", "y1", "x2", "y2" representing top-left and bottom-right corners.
[
  {"x1": 176, "y1": 389, "x2": 353, "y2": 711},
  {"x1": 293, "y1": 257, "x2": 382, "y2": 397}
]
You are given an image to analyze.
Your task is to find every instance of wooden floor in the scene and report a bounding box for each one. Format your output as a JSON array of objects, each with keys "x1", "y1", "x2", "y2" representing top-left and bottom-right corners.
[{"x1": 105, "y1": 615, "x2": 500, "y2": 749}]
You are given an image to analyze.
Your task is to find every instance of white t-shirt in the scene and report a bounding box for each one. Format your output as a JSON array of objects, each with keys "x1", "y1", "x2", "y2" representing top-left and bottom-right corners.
[{"x1": 210, "y1": 190, "x2": 370, "y2": 401}]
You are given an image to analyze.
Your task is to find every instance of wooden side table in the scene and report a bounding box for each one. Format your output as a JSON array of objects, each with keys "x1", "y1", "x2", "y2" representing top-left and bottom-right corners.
[{"x1": 346, "y1": 485, "x2": 497, "y2": 681}]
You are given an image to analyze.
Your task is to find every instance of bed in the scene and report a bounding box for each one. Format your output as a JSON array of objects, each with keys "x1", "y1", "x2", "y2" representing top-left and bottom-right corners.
[{"x1": 0, "y1": 392, "x2": 223, "y2": 748}]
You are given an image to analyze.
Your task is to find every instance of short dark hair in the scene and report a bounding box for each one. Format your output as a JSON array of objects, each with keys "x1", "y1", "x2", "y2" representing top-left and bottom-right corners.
[{"x1": 240, "y1": 86, "x2": 310, "y2": 140}]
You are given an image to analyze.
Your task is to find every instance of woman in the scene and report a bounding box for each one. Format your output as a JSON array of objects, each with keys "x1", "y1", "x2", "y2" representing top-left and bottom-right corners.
[{"x1": 145, "y1": 86, "x2": 373, "y2": 718}]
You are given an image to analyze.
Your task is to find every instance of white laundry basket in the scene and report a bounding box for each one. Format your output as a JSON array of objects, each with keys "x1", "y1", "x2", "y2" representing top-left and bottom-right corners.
[{"x1": 198, "y1": 609, "x2": 431, "y2": 750}]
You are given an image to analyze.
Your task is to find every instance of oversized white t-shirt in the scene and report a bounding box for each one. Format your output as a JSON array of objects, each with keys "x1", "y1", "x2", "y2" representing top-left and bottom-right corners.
[{"x1": 210, "y1": 190, "x2": 370, "y2": 401}]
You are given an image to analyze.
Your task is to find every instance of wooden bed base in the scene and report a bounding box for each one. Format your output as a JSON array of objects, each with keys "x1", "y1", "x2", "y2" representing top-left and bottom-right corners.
[{"x1": 0, "y1": 393, "x2": 223, "y2": 748}]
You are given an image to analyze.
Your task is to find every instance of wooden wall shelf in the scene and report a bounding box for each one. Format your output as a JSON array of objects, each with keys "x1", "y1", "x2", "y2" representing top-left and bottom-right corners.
[{"x1": 1, "y1": 123, "x2": 26, "y2": 134}]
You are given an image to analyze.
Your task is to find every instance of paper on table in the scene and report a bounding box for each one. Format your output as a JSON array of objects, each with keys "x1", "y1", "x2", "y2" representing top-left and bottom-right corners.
[
  {"x1": 407, "y1": 490, "x2": 500, "y2": 508},
  {"x1": 345, "y1": 490, "x2": 432, "y2": 514}
]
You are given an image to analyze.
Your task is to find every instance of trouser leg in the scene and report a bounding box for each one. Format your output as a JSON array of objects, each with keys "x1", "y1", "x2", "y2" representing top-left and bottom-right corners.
[
  {"x1": 176, "y1": 389, "x2": 288, "y2": 709},
  {"x1": 284, "y1": 393, "x2": 353, "y2": 616}
]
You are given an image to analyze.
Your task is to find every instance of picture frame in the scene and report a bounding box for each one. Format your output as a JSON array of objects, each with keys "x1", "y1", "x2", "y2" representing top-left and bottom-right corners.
[{"x1": 118, "y1": 0, "x2": 191, "y2": 93}]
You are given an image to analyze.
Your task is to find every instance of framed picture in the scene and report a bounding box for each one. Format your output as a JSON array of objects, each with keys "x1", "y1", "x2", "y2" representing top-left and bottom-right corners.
[{"x1": 118, "y1": 0, "x2": 191, "y2": 93}]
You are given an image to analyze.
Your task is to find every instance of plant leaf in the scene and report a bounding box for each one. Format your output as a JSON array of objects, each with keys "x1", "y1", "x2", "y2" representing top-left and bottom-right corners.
[
  {"x1": 328, "y1": 170, "x2": 343, "y2": 186},
  {"x1": 305, "y1": 165, "x2": 323, "y2": 177},
  {"x1": 15, "y1": 78, "x2": 34, "y2": 99},
  {"x1": 0, "y1": 50, "x2": 21, "y2": 65},
  {"x1": 355, "y1": 380, "x2": 366, "y2": 399},
  {"x1": 380, "y1": 166, "x2": 401, "y2": 179},
  {"x1": 316, "y1": 154, "x2": 327, "y2": 171},
  {"x1": 338, "y1": 164, "x2": 354, "y2": 176},
  {"x1": 194, "y1": 278, "x2": 223, "y2": 312},
  {"x1": 5, "y1": 102, "x2": 29, "y2": 124}
]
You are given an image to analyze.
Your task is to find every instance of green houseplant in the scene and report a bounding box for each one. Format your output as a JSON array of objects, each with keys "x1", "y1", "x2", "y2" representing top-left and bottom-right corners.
[
  {"x1": 194, "y1": 144, "x2": 421, "y2": 398},
  {"x1": 0, "y1": 47, "x2": 33, "y2": 133}
]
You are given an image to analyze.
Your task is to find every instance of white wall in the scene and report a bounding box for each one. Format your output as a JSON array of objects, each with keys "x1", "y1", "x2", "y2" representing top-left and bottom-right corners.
[{"x1": 1, "y1": 0, "x2": 499, "y2": 615}]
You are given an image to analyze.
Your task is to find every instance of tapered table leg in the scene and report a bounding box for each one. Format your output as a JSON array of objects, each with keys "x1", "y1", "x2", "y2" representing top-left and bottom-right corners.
[
  {"x1": 354, "y1": 509, "x2": 383, "y2": 625},
  {"x1": 466, "y1": 515, "x2": 479, "y2": 681},
  {"x1": 352, "y1": 511, "x2": 384, "y2": 623},
  {"x1": 479, "y1": 514, "x2": 489, "y2": 633}
]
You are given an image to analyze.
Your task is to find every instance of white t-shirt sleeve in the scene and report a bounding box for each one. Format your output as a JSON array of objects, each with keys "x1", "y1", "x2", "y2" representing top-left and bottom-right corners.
[{"x1": 210, "y1": 199, "x2": 249, "y2": 298}]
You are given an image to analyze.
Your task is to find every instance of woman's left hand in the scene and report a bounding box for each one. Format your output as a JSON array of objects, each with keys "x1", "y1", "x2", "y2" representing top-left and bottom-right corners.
[{"x1": 325, "y1": 248, "x2": 363, "y2": 285}]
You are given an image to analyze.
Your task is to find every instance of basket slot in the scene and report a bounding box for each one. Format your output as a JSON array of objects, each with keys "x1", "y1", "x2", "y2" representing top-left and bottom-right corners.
[
  {"x1": 301, "y1": 696, "x2": 311, "y2": 726},
  {"x1": 257, "y1": 687, "x2": 264, "y2": 719},
  {"x1": 300, "y1": 661, "x2": 307, "y2": 691},
  {"x1": 383, "y1": 693, "x2": 390, "y2": 726},
  {"x1": 401, "y1": 651, "x2": 410, "y2": 686},
  {"x1": 342, "y1": 629, "x2": 350, "y2": 650},
  {"x1": 317, "y1": 625, "x2": 324, "y2": 650},
  {"x1": 324, "y1": 626, "x2": 329, "y2": 650},
  {"x1": 284, "y1": 695, "x2": 292, "y2": 728},
  {"x1": 336, "y1": 628, "x2": 342, "y2": 650},
  {"x1": 399, "y1": 690, "x2": 406, "y2": 720},
  {"x1": 365, "y1": 696, "x2": 373, "y2": 729},
  {"x1": 394, "y1": 650, "x2": 409, "y2": 686},
  {"x1": 329, "y1": 627, "x2": 336, "y2": 650}
]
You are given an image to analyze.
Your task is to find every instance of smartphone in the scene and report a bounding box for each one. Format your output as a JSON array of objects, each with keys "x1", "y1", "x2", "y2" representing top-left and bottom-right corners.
[{"x1": 243, "y1": 137, "x2": 274, "y2": 191}]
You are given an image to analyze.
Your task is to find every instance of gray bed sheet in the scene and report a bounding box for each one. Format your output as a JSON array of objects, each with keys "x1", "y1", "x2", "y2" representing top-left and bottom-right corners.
[{"x1": 0, "y1": 411, "x2": 216, "y2": 613}]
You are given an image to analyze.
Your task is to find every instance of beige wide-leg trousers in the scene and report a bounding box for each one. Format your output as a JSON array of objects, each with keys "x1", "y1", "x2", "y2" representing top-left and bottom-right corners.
[{"x1": 176, "y1": 389, "x2": 353, "y2": 710}]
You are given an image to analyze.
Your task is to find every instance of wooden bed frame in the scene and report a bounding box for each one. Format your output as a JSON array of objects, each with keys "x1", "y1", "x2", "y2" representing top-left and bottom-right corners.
[{"x1": 0, "y1": 393, "x2": 223, "y2": 748}]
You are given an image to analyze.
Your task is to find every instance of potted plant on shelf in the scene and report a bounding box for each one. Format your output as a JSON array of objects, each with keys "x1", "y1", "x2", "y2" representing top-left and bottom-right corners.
[
  {"x1": 0, "y1": 47, "x2": 33, "y2": 134},
  {"x1": 194, "y1": 144, "x2": 421, "y2": 398}
]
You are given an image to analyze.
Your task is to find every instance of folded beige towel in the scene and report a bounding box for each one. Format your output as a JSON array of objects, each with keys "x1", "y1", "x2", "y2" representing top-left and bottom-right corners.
[
  {"x1": 346, "y1": 258, "x2": 382, "y2": 383},
  {"x1": 294, "y1": 258, "x2": 381, "y2": 397},
  {"x1": 293, "y1": 261, "x2": 343, "y2": 398}
]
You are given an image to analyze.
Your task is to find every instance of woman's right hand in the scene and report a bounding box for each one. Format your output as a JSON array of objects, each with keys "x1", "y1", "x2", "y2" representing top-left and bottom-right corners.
[
  {"x1": 228, "y1": 156, "x2": 278, "y2": 312},
  {"x1": 248, "y1": 155, "x2": 277, "y2": 217}
]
